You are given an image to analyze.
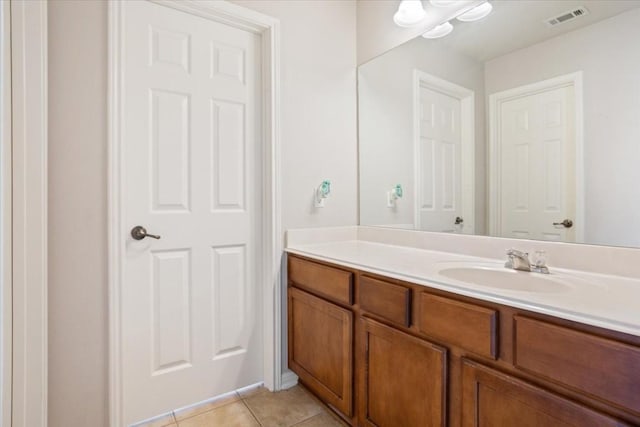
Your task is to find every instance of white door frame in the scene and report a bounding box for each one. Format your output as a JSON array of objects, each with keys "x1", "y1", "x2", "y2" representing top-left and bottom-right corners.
[
  {"x1": 413, "y1": 69, "x2": 475, "y2": 233},
  {"x1": 108, "y1": 1, "x2": 281, "y2": 425},
  {"x1": 488, "y1": 71, "x2": 584, "y2": 242},
  {"x1": 9, "y1": 1, "x2": 49, "y2": 426}
]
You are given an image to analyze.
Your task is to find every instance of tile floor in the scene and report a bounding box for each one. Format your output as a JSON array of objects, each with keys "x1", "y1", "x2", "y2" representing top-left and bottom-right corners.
[{"x1": 138, "y1": 384, "x2": 348, "y2": 427}]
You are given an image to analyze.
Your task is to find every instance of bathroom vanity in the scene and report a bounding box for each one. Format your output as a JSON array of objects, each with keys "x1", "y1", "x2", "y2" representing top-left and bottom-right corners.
[{"x1": 285, "y1": 228, "x2": 640, "y2": 427}]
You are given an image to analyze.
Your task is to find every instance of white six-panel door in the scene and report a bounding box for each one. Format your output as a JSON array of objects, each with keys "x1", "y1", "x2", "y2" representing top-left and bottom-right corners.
[
  {"x1": 499, "y1": 85, "x2": 575, "y2": 241},
  {"x1": 121, "y1": 2, "x2": 262, "y2": 424},
  {"x1": 417, "y1": 86, "x2": 463, "y2": 232}
]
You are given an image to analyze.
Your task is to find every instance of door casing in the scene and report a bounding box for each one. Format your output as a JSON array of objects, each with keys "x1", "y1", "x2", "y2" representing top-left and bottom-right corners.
[
  {"x1": 8, "y1": 1, "x2": 49, "y2": 426},
  {"x1": 0, "y1": 2, "x2": 11, "y2": 424},
  {"x1": 108, "y1": 1, "x2": 282, "y2": 425},
  {"x1": 488, "y1": 72, "x2": 584, "y2": 242}
]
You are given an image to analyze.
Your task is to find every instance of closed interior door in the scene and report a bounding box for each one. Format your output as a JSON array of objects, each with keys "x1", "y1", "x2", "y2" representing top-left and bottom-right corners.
[
  {"x1": 499, "y1": 85, "x2": 575, "y2": 241},
  {"x1": 121, "y1": 1, "x2": 262, "y2": 424},
  {"x1": 418, "y1": 86, "x2": 462, "y2": 232}
]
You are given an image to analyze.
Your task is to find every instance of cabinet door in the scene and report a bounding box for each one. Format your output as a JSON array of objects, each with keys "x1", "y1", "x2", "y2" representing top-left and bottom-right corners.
[
  {"x1": 461, "y1": 359, "x2": 630, "y2": 427},
  {"x1": 288, "y1": 287, "x2": 353, "y2": 417},
  {"x1": 359, "y1": 317, "x2": 447, "y2": 427}
]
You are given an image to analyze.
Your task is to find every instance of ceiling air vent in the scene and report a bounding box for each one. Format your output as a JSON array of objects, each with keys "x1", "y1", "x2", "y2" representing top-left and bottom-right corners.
[{"x1": 544, "y1": 7, "x2": 590, "y2": 27}]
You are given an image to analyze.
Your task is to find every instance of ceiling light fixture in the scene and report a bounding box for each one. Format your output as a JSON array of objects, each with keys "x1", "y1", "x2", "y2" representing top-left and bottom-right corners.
[
  {"x1": 421, "y1": 21, "x2": 454, "y2": 39},
  {"x1": 430, "y1": 0, "x2": 464, "y2": 7},
  {"x1": 393, "y1": 0, "x2": 427, "y2": 27},
  {"x1": 456, "y1": 1, "x2": 493, "y2": 22}
]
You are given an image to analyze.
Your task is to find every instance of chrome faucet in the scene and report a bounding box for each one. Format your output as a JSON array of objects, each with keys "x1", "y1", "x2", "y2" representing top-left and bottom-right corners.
[{"x1": 505, "y1": 249, "x2": 549, "y2": 274}]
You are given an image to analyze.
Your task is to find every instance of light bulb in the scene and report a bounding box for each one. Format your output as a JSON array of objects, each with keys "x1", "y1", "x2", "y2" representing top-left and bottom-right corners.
[
  {"x1": 430, "y1": 0, "x2": 464, "y2": 7},
  {"x1": 393, "y1": 0, "x2": 427, "y2": 27},
  {"x1": 421, "y1": 21, "x2": 453, "y2": 39},
  {"x1": 456, "y1": 2, "x2": 493, "y2": 22}
]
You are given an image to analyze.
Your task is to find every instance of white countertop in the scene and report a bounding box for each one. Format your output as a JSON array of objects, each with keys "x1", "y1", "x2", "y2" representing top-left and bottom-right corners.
[{"x1": 286, "y1": 239, "x2": 640, "y2": 337}]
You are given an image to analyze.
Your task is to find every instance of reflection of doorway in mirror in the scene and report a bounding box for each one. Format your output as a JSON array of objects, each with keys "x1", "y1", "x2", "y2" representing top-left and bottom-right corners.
[
  {"x1": 413, "y1": 70, "x2": 475, "y2": 234},
  {"x1": 489, "y1": 72, "x2": 584, "y2": 243}
]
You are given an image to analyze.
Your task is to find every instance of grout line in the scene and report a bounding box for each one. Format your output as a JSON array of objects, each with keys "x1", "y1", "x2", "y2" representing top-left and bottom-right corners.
[{"x1": 239, "y1": 398, "x2": 263, "y2": 426}]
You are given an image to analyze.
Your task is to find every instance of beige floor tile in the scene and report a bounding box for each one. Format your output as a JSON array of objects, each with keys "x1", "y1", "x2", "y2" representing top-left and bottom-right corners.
[
  {"x1": 237, "y1": 383, "x2": 270, "y2": 399},
  {"x1": 178, "y1": 401, "x2": 259, "y2": 427},
  {"x1": 243, "y1": 385, "x2": 323, "y2": 427},
  {"x1": 174, "y1": 391, "x2": 241, "y2": 421},
  {"x1": 134, "y1": 412, "x2": 176, "y2": 427},
  {"x1": 293, "y1": 411, "x2": 347, "y2": 427}
]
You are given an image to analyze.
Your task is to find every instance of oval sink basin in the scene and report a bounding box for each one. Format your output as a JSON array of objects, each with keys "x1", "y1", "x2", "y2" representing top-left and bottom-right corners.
[{"x1": 438, "y1": 265, "x2": 572, "y2": 293}]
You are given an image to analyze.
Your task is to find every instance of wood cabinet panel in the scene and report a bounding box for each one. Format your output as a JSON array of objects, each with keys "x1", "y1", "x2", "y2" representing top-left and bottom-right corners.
[
  {"x1": 288, "y1": 287, "x2": 353, "y2": 417},
  {"x1": 462, "y1": 359, "x2": 629, "y2": 427},
  {"x1": 359, "y1": 275, "x2": 411, "y2": 327},
  {"x1": 285, "y1": 254, "x2": 640, "y2": 425},
  {"x1": 359, "y1": 317, "x2": 447, "y2": 427},
  {"x1": 514, "y1": 315, "x2": 640, "y2": 415},
  {"x1": 418, "y1": 292, "x2": 498, "y2": 359},
  {"x1": 288, "y1": 256, "x2": 353, "y2": 305}
]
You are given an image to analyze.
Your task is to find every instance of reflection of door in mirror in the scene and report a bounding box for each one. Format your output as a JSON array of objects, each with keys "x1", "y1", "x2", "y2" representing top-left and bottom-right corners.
[
  {"x1": 490, "y1": 74, "x2": 581, "y2": 242},
  {"x1": 414, "y1": 71, "x2": 475, "y2": 234}
]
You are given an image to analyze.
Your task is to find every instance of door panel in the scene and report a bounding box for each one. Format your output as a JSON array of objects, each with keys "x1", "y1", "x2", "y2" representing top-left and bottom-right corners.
[
  {"x1": 499, "y1": 86, "x2": 575, "y2": 241},
  {"x1": 150, "y1": 249, "x2": 192, "y2": 375},
  {"x1": 121, "y1": 2, "x2": 262, "y2": 424},
  {"x1": 418, "y1": 86, "x2": 462, "y2": 232}
]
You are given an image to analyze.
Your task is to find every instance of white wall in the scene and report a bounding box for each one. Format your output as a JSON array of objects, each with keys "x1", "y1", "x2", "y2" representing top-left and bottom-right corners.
[
  {"x1": 484, "y1": 8, "x2": 640, "y2": 247},
  {"x1": 358, "y1": 36, "x2": 486, "y2": 232},
  {"x1": 48, "y1": 2, "x2": 109, "y2": 426},
  {"x1": 47, "y1": 1, "x2": 357, "y2": 426},
  {"x1": 232, "y1": 0, "x2": 358, "y2": 231}
]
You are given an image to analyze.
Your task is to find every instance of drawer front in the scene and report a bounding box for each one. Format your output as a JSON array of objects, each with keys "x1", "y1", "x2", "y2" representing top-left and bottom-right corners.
[
  {"x1": 418, "y1": 293, "x2": 498, "y2": 359},
  {"x1": 288, "y1": 256, "x2": 353, "y2": 305},
  {"x1": 359, "y1": 275, "x2": 411, "y2": 328},
  {"x1": 514, "y1": 316, "x2": 640, "y2": 415}
]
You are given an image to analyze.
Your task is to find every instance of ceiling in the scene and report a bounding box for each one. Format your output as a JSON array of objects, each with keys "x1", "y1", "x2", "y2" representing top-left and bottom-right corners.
[{"x1": 425, "y1": 0, "x2": 640, "y2": 62}]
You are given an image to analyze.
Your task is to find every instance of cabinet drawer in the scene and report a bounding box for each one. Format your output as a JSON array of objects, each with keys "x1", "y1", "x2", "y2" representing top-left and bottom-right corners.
[
  {"x1": 288, "y1": 256, "x2": 353, "y2": 305},
  {"x1": 418, "y1": 293, "x2": 498, "y2": 359},
  {"x1": 514, "y1": 316, "x2": 640, "y2": 415},
  {"x1": 359, "y1": 275, "x2": 411, "y2": 328}
]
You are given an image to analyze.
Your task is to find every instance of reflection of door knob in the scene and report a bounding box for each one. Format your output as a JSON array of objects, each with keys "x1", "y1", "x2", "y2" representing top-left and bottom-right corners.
[
  {"x1": 553, "y1": 219, "x2": 573, "y2": 228},
  {"x1": 455, "y1": 216, "x2": 464, "y2": 225},
  {"x1": 131, "y1": 226, "x2": 161, "y2": 240}
]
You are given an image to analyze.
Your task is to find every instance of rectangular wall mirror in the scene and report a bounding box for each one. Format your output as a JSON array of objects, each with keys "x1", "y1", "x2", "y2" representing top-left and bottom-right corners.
[{"x1": 358, "y1": 0, "x2": 640, "y2": 248}]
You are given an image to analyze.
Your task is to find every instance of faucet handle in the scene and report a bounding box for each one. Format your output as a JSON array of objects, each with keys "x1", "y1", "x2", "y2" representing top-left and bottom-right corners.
[
  {"x1": 532, "y1": 250, "x2": 547, "y2": 268},
  {"x1": 506, "y1": 248, "x2": 528, "y2": 258}
]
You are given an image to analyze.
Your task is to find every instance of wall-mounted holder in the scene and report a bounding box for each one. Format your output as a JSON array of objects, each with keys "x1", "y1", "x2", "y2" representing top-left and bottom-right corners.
[
  {"x1": 314, "y1": 180, "x2": 331, "y2": 208},
  {"x1": 387, "y1": 184, "x2": 403, "y2": 207}
]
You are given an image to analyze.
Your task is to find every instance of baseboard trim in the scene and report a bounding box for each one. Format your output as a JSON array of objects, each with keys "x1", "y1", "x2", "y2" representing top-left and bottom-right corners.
[{"x1": 280, "y1": 370, "x2": 298, "y2": 390}]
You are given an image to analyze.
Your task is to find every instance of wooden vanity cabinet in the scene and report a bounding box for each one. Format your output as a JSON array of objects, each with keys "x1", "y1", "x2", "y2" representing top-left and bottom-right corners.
[
  {"x1": 288, "y1": 287, "x2": 354, "y2": 418},
  {"x1": 358, "y1": 317, "x2": 447, "y2": 427},
  {"x1": 287, "y1": 254, "x2": 640, "y2": 426},
  {"x1": 287, "y1": 256, "x2": 355, "y2": 420},
  {"x1": 461, "y1": 359, "x2": 630, "y2": 427}
]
